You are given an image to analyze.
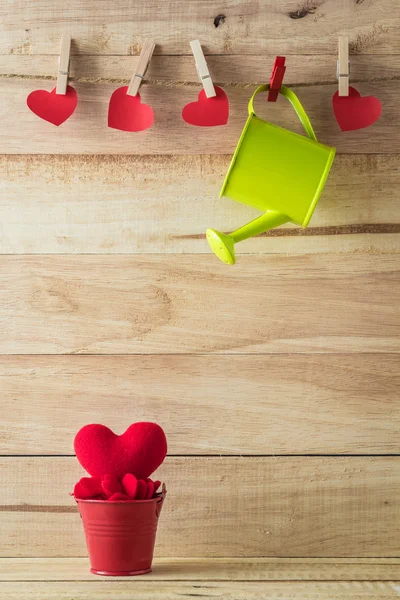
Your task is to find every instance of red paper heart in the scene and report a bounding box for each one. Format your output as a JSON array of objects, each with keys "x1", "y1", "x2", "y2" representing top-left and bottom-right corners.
[
  {"x1": 74, "y1": 423, "x2": 167, "y2": 479},
  {"x1": 332, "y1": 86, "x2": 382, "y2": 131},
  {"x1": 108, "y1": 86, "x2": 154, "y2": 132},
  {"x1": 182, "y1": 86, "x2": 229, "y2": 127},
  {"x1": 27, "y1": 85, "x2": 78, "y2": 126}
]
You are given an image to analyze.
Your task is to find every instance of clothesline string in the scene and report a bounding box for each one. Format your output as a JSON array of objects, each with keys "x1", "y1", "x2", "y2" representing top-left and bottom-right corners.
[{"x1": 0, "y1": 72, "x2": 398, "y2": 88}]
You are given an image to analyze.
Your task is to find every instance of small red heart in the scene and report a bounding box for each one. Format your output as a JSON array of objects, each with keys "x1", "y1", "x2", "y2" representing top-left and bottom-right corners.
[
  {"x1": 121, "y1": 473, "x2": 138, "y2": 499},
  {"x1": 145, "y1": 479, "x2": 155, "y2": 499},
  {"x1": 27, "y1": 85, "x2": 78, "y2": 126},
  {"x1": 73, "y1": 477, "x2": 103, "y2": 500},
  {"x1": 153, "y1": 480, "x2": 161, "y2": 494},
  {"x1": 101, "y1": 474, "x2": 123, "y2": 498},
  {"x1": 108, "y1": 86, "x2": 154, "y2": 132},
  {"x1": 108, "y1": 492, "x2": 131, "y2": 502},
  {"x1": 332, "y1": 86, "x2": 381, "y2": 131},
  {"x1": 182, "y1": 86, "x2": 229, "y2": 127},
  {"x1": 135, "y1": 479, "x2": 148, "y2": 500},
  {"x1": 74, "y1": 422, "x2": 167, "y2": 480}
]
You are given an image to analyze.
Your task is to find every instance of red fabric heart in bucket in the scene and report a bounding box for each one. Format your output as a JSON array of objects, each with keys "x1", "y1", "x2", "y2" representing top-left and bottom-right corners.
[
  {"x1": 182, "y1": 86, "x2": 229, "y2": 127},
  {"x1": 74, "y1": 423, "x2": 167, "y2": 479},
  {"x1": 108, "y1": 86, "x2": 154, "y2": 132},
  {"x1": 27, "y1": 85, "x2": 78, "y2": 126},
  {"x1": 332, "y1": 86, "x2": 381, "y2": 131}
]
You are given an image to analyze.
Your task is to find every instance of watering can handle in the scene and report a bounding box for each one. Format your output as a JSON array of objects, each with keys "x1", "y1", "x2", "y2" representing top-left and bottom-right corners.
[{"x1": 248, "y1": 85, "x2": 318, "y2": 141}]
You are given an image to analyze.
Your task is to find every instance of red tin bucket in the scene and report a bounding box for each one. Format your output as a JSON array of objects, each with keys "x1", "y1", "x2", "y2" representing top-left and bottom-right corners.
[{"x1": 77, "y1": 489, "x2": 166, "y2": 576}]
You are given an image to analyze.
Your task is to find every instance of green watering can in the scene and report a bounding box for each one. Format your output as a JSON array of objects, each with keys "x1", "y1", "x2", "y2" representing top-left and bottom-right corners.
[{"x1": 206, "y1": 84, "x2": 336, "y2": 264}]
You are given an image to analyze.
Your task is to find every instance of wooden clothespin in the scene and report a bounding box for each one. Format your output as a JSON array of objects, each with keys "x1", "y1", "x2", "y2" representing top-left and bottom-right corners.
[
  {"x1": 337, "y1": 37, "x2": 349, "y2": 97},
  {"x1": 190, "y1": 40, "x2": 216, "y2": 98},
  {"x1": 56, "y1": 33, "x2": 71, "y2": 95},
  {"x1": 127, "y1": 39, "x2": 156, "y2": 96},
  {"x1": 267, "y1": 56, "x2": 286, "y2": 102}
]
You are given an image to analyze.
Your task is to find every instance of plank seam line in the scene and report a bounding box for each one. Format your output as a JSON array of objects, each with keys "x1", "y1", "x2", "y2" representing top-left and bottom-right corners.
[
  {"x1": 1, "y1": 454, "x2": 399, "y2": 458},
  {"x1": 2, "y1": 556, "x2": 399, "y2": 560},
  {"x1": 1, "y1": 153, "x2": 400, "y2": 157},
  {"x1": 1, "y1": 579, "x2": 399, "y2": 583},
  {"x1": 0, "y1": 352, "x2": 398, "y2": 357},
  {"x1": 173, "y1": 224, "x2": 400, "y2": 240},
  {"x1": 1, "y1": 352, "x2": 399, "y2": 357}
]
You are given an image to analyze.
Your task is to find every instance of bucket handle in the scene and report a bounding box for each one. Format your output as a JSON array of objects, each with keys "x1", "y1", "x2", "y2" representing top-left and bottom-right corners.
[
  {"x1": 248, "y1": 84, "x2": 318, "y2": 142},
  {"x1": 156, "y1": 483, "x2": 167, "y2": 518}
]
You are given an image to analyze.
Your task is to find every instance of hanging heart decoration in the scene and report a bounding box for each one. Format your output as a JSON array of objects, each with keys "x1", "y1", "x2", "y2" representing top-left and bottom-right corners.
[
  {"x1": 182, "y1": 85, "x2": 229, "y2": 127},
  {"x1": 27, "y1": 85, "x2": 78, "y2": 126},
  {"x1": 108, "y1": 86, "x2": 154, "y2": 132},
  {"x1": 332, "y1": 86, "x2": 382, "y2": 132}
]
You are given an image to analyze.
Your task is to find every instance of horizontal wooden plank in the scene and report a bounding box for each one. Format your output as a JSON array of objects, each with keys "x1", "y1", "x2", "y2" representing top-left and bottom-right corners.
[
  {"x1": 0, "y1": 255, "x2": 398, "y2": 354},
  {"x1": 1, "y1": 0, "x2": 399, "y2": 55},
  {"x1": 2, "y1": 557, "x2": 400, "y2": 581},
  {"x1": 0, "y1": 154, "x2": 399, "y2": 254},
  {"x1": 2, "y1": 54, "x2": 400, "y2": 84},
  {"x1": 0, "y1": 77, "x2": 398, "y2": 154},
  {"x1": 1, "y1": 457, "x2": 399, "y2": 557},
  {"x1": 2, "y1": 581, "x2": 399, "y2": 600},
  {"x1": 1, "y1": 355, "x2": 399, "y2": 455}
]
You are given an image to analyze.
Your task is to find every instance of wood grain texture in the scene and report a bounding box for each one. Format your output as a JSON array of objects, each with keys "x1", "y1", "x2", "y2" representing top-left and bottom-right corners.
[
  {"x1": 1, "y1": 355, "x2": 399, "y2": 455},
  {"x1": 2, "y1": 581, "x2": 399, "y2": 600},
  {"x1": 1, "y1": 457, "x2": 399, "y2": 557},
  {"x1": 0, "y1": 154, "x2": 399, "y2": 254},
  {"x1": 0, "y1": 78, "x2": 397, "y2": 153},
  {"x1": 2, "y1": 557, "x2": 400, "y2": 581},
  {"x1": 1, "y1": 0, "x2": 399, "y2": 55},
  {"x1": 0, "y1": 255, "x2": 398, "y2": 355}
]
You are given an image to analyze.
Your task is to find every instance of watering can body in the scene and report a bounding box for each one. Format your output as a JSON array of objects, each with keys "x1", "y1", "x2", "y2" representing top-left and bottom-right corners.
[{"x1": 207, "y1": 85, "x2": 336, "y2": 264}]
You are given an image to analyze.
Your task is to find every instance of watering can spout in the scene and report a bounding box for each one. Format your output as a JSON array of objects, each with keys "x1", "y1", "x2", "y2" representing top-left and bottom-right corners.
[{"x1": 206, "y1": 211, "x2": 288, "y2": 265}]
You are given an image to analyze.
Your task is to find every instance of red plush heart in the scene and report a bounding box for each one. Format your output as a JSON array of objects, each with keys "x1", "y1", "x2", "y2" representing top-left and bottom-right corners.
[
  {"x1": 332, "y1": 86, "x2": 382, "y2": 131},
  {"x1": 182, "y1": 86, "x2": 229, "y2": 127},
  {"x1": 101, "y1": 474, "x2": 123, "y2": 497},
  {"x1": 108, "y1": 86, "x2": 154, "y2": 132},
  {"x1": 27, "y1": 85, "x2": 78, "y2": 126},
  {"x1": 108, "y1": 492, "x2": 131, "y2": 502},
  {"x1": 74, "y1": 423, "x2": 167, "y2": 479},
  {"x1": 135, "y1": 479, "x2": 148, "y2": 500},
  {"x1": 145, "y1": 479, "x2": 155, "y2": 499},
  {"x1": 74, "y1": 477, "x2": 103, "y2": 500},
  {"x1": 122, "y1": 473, "x2": 138, "y2": 499}
]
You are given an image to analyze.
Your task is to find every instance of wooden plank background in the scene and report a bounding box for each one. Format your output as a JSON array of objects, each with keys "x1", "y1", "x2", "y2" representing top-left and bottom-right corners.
[
  {"x1": 1, "y1": 355, "x2": 399, "y2": 455},
  {"x1": 1, "y1": 457, "x2": 399, "y2": 557},
  {"x1": 0, "y1": 0, "x2": 399, "y2": 560},
  {"x1": 1, "y1": 1, "x2": 399, "y2": 55},
  {"x1": 0, "y1": 255, "x2": 398, "y2": 354},
  {"x1": 0, "y1": 154, "x2": 399, "y2": 255}
]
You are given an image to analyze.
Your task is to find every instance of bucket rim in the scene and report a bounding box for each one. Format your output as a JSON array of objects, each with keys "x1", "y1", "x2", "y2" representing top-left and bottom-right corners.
[{"x1": 75, "y1": 495, "x2": 163, "y2": 505}]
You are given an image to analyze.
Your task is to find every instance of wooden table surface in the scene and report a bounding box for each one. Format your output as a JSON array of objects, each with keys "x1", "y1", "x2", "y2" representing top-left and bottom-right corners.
[{"x1": 1, "y1": 558, "x2": 400, "y2": 599}]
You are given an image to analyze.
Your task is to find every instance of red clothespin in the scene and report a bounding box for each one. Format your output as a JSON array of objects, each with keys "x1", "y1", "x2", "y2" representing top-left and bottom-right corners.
[{"x1": 267, "y1": 56, "x2": 286, "y2": 102}]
